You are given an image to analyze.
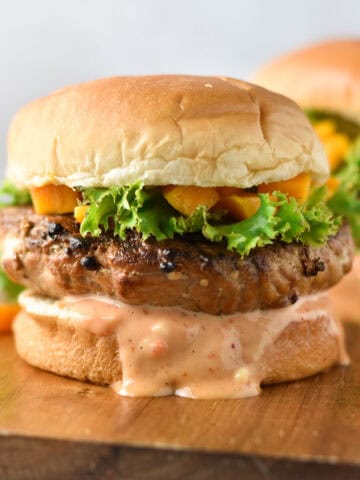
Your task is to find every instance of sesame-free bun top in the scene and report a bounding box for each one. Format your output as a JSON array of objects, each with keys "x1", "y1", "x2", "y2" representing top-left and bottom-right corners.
[
  {"x1": 7, "y1": 75, "x2": 328, "y2": 189},
  {"x1": 252, "y1": 40, "x2": 360, "y2": 124}
]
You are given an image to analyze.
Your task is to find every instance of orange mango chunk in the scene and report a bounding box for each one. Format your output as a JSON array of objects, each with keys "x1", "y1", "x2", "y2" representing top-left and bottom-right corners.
[
  {"x1": 217, "y1": 192, "x2": 261, "y2": 220},
  {"x1": 313, "y1": 120, "x2": 336, "y2": 140},
  {"x1": 326, "y1": 176, "x2": 340, "y2": 198},
  {"x1": 31, "y1": 185, "x2": 80, "y2": 215},
  {"x1": 163, "y1": 185, "x2": 220, "y2": 217},
  {"x1": 323, "y1": 133, "x2": 350, "y2": 172},
  {"x1": 0, "y1": 303, "x2": 20, "y2": 333},
  {"x1": 258, "y1": 173, "x2": 311, "y2": 204},
  {"x1": 74, "y1": 205, "x2": 89, "y2": 223}
]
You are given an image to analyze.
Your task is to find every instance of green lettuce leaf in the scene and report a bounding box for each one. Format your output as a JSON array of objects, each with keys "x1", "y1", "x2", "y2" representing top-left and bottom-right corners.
[
  {"x1": 0, "y1": 180, "x2": 30, "y2": 301},
  {"x1": 80, "y1": 182, "x2": 340, "y2": 257},
  {"x1": 194, "y1": 189, "x2": 339, "y2": 255},
  {"x1": 0, "y1": 268, "x2": 23, "y2": 303},
  {"x1": 0, "y1": 180, "x2": 31, "y2": 207},
  {"x1": 328, "y1": 136, "x2": 360, "y2": 245},
  {"x1": 80, "y1": 183, "x2": 182, "y2": 240},
  {"x1": 304, "y1": 109, "x2": 360, "y2": 244}
]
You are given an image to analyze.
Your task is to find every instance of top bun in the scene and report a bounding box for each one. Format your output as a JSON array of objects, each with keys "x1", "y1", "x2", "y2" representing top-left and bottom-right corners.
[
  {"x1": 7, "y1": 75, "x2": 328, "y2": 189},
  {"x1": 252, "y1": 39, "x2": 360, "y2": 124}
]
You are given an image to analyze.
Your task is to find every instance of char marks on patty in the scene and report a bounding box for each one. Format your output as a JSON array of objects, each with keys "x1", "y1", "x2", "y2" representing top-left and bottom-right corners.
[{"x1": 0, "y1": 207, "x2": 354, "y2": 315}]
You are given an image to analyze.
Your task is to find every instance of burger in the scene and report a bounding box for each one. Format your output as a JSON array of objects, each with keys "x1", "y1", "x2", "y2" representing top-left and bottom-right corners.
[
  {"x1": 252, "y1": 39, "x2": 360, "y2": 321},
  {"x1": 0, "y1": 75, "x2": 354, "y2": 399}
]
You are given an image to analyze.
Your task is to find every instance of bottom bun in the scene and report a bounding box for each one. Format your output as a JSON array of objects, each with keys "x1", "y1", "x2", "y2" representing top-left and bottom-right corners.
[
  {"x1": 13, "y1": 292, "x2": 348, "y2": 399},
  {"x1": 330, "y1": 255, "x2": 360, "y2": 323}
]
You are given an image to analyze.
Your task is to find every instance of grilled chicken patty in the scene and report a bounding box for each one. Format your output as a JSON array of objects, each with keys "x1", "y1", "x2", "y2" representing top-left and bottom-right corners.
[{"x1": 0, "y1": 207, "x2": 354, "y2": 315}]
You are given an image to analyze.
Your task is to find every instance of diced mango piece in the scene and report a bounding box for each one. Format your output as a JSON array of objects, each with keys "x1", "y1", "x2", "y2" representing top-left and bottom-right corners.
[
  {"x1": 313, "y1": 120, "x2": 336, "y2": 140},
  {"x1": 163, "y1": 185, "x2": 220, "y2": 216},
  {"x1": 258, "y1": 173, "x2": 311, "y2": 204},
  {"x1": 31, "y1": 185, "x2": 80, "y2": 215},
  {"x1": 0, "y1": 303, "x2": 20, "y2": 333},
  {"x1": 74, "y1": 205, "x2": 89, "y2": 223},
  {"x1": 326, "y1": 176, "x2": 340, "y2": 198},
  {"x1": 217, "y1": 193, "x2": 261, "y2": 220},
  {"x1": 323, "y1": 133, "x2": 350, "y2": 172}
]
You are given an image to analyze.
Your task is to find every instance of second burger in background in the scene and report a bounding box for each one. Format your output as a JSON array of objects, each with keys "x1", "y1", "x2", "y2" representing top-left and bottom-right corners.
[{"x1": 252, "y1": 39, "x2": 360, "y2": 322}]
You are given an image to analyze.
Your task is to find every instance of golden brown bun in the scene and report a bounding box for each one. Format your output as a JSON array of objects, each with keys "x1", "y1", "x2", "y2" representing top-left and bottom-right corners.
[
  {"x1": 252, "y1": 40, "x2": 360, "y2": 124},
  {"x1": 13, "y1": 298, "x2": 346, "y2": 388},
  {"x1": 7, "y1": 75, "x2": 328, "y2": 189},
  {"x1": 14, "y1": 311, "x2": 121, "y2": 384},
  {"x1": 330, "y1": 254, "x2": 360, "y2": 323}
]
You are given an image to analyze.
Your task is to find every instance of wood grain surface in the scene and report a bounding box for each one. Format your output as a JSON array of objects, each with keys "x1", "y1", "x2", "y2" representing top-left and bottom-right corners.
[
  {"x1": 2, "y1": 437, "x2": 360, "y2": 480},
  {"x1": 1, "y1": 323, "x2": 360, "y2": 479}
]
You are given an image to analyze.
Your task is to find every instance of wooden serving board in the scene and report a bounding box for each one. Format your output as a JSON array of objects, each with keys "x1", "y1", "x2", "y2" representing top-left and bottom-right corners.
[{"x1": 1, "y1": 323, "x2": 360, "y2": 479}]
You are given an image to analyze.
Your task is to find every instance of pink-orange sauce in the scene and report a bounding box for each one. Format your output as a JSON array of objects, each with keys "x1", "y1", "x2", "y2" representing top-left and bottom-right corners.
[{"x1": 19, "y1": 292, "x2": 348, "y2": 399}]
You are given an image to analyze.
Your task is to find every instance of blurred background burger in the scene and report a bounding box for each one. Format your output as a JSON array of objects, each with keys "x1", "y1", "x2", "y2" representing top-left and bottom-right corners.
[{"x1": 252, "y1": 39, "x2": 360, "y2": 322}]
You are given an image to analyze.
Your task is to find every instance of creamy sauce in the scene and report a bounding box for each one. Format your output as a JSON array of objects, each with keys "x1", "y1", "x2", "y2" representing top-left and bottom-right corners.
[
  {"x1": 19, "y1": 292, "x2": 348, "y2": 399},
  {"x1": 330, "y1": 255, "x2": 360, "y2": 322}
]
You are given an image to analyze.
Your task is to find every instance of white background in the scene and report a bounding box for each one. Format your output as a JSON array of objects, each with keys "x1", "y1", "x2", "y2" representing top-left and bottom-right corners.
[{"x1": 1, "y1": 0, "x2": 359, "y2": 177}]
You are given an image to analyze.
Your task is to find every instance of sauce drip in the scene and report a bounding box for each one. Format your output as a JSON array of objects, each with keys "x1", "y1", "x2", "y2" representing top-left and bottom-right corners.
[{"x1": 19, "y1": 292, "x2": 348, "y2": 399}]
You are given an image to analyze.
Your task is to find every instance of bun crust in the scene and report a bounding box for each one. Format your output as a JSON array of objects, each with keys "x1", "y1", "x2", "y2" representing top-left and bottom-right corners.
[
  {"x1": 7, "y1": 75, "x2": 328, "y2": 189},
  {"x1": 13, "y1": 300, "x2": 346, "y2": 389},
  {"x1": 253, "y1": 40, "x2": 360, "y2": 123},
  {"x1": 14, "y1": 311, "x2": 121, "y2": 384}
]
